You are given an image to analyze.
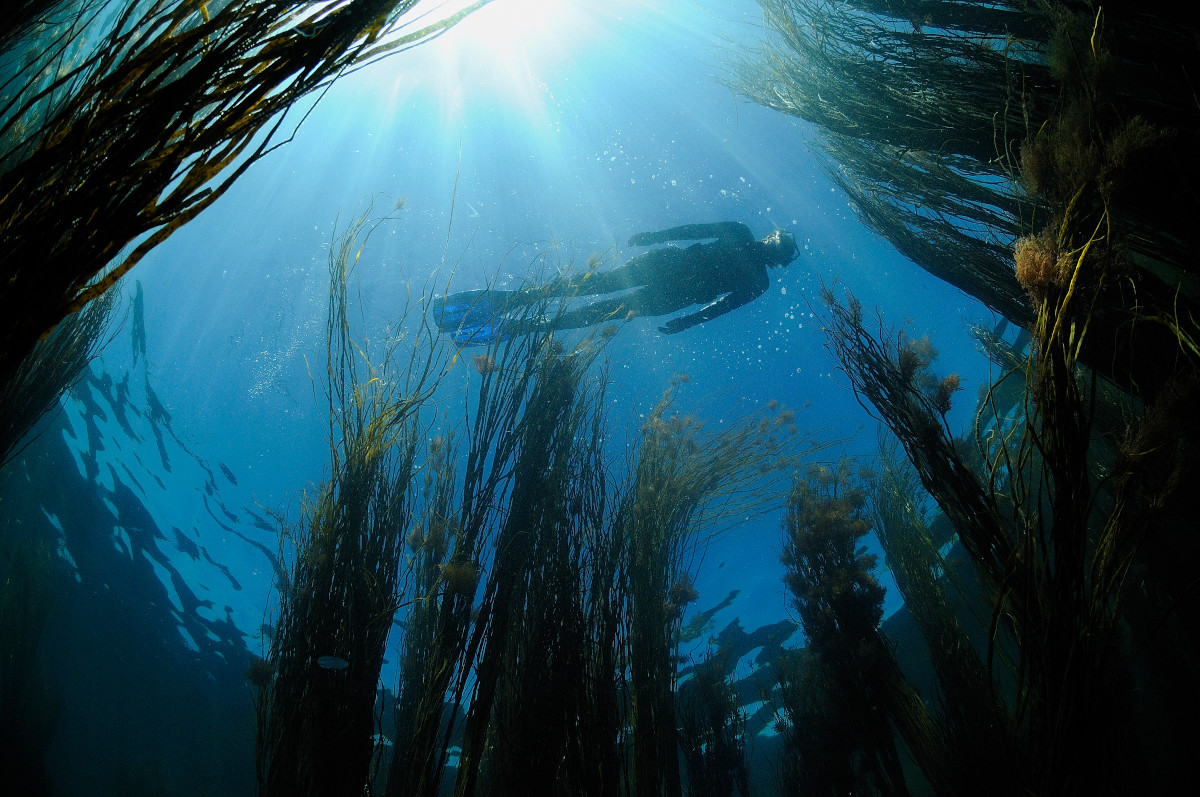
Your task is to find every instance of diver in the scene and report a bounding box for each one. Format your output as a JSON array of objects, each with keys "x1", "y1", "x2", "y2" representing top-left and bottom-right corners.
[{"x1": 436, "y1": 221, "x2": 799, "y2": 343}]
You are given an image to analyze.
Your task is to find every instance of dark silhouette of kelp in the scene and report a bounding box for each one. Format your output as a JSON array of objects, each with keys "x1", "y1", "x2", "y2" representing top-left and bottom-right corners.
[
  {"x1": 620, "y1": 383, "x2": 805, "y2": 797},
  {"x1": 775, "y1": 463, "x2": 934, "y2": 797},
  {"x1": 677, "y1": 649, "x2": 750, "y2": 797},
  {"x1": 449, "y1": 319, "x2": 615, "y2": 797},
  {"x1": 252, "y1": 214, "x2": 830, "y2": 795},
  {"x1": 0, "y1": 285, "x2": 117, "y2": 469},
  {"x1": 0, "y1": 0, "x2": 492, "y2": 399},
  {"x1": 727, "y1": 0, "x2": 1049, "y2": 326},
  {"x1": 730, "y1": 0, "x2": 1200, "y2": 396},
  {"x1": 869, "y1": 439, "x2": 1016, "y2": 792},
  {"x1": 808, "y1": 263, "x2": 1197, "y2": 793},
  {"x1": 418, "y1": 361, "x2": 808, "y2": 797},
  {"x1": 736, "y1": 8, "x2": 1200, "y2": 790},
  {"x1": 254, "y1": 212, "x2": 445, "y2": 796}
]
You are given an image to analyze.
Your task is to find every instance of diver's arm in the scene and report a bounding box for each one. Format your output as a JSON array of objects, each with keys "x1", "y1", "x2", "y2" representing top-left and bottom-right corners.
[
  {"x1": 629, "y1": 222, "x2": 754, "y2": 247},
  {"x1": 658, "y1": 284, "x2": 764, "y2": 334}
]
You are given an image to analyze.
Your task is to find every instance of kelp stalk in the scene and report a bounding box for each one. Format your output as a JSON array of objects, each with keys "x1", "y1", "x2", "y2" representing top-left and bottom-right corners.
[{"x1": 255, "y1": 211, "x2": 444, "y2": 796}]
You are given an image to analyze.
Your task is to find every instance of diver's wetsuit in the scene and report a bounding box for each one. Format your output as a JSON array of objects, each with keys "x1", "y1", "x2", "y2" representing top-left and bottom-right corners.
[
  {"x1": 437, "y1": 221, "x2": 795, "y2": 341},
  {"x1": 550, "y1": 221, "x2": 775, "y2": 333}
]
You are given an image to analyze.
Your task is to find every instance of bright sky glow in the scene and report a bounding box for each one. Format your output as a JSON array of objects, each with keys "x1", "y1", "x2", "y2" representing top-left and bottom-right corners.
[
  {"x1": 420, "y1": 0, "x2": 589, "y2": 118},
  {"x1": 448, "y1": 0, "x2": 577, "y2": 55}
]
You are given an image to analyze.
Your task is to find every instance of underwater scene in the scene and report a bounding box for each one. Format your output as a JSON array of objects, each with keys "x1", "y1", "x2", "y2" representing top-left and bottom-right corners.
[{"x1": 1, "y1": 0, "x2": 1197, "y2": 794}]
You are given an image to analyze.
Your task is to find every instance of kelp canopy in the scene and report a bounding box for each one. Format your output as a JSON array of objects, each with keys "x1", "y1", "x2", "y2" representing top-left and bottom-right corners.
[
  {"x1": 0, "y1": 0, "x2": 490, "y2": 394},
  {"x1": 730, "y1": 0, "x2": 1200, "y2": 393},
  {"x1": 729, "y1": 1, "x2": 1200, "y2": 793}
]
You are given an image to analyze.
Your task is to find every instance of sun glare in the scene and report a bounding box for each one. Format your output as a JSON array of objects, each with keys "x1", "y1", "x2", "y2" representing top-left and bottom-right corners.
[
  {"x1": 452, "y1": 0, "x2": 572, "y2": 51},
  {"x1": 424, "y1": 0, "x2": 584, "y2": 117},
  {"x1": 355, "y1": 0, "x2": 661, "y2": 155}
]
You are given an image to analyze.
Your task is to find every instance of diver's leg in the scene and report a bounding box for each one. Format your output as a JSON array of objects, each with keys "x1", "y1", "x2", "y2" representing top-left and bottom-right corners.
[
  {"x1": 551, "y1": 252, "x2": 663, "y2": 298},
  {"x1": 549, "y1": 288, "x2": 652, "y2": 330},
  {"x1": 451, "y1": 284, "x2": 655, "y2": 340},
  {"x1": 444, "y1": 271, "x2": 617, "y2": 314},
  {"x1": 557, "y1": 268, "x2": 629, "y2": 297}
]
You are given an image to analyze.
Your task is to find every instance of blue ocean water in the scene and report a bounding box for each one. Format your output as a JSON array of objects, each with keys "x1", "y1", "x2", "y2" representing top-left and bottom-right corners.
[{"x1": 4, "y1": 1, "x2": 1001, "y2": 793}]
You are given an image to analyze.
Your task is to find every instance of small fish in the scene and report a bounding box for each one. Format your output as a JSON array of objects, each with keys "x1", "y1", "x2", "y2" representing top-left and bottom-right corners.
[{"x1": 317, "y1": 655, "x2": 349, "y2": 670}]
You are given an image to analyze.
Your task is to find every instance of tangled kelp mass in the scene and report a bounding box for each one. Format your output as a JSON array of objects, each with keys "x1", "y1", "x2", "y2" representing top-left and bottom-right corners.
[
  {"x1": 727, "y1": 1, "x2": 1199, "y2": 793},
  {"x1": 775, "y1": 463, "x2": 912, "y2": 796},
  {"x1": 246, "y1": 213, "x2": 825, "y2": 796},
  {"x1": 777, "y1": 272, "x2": 1196, "y2": 793},
  {"x1": 0, "y1": 0, "x2": 490, "y2": 393},
  {"x1": 731, "y1": 0, "x2": 1200, "y2": 381},
  {"x1": 0, "y1": 287, "x2": 117, "y2": 469},
  {"x1": 254, "y1": 214, "x2": 443, "y2": 796},
  {"x1": 728, "y1": 0, "x2": 1042, "y2": 325}
]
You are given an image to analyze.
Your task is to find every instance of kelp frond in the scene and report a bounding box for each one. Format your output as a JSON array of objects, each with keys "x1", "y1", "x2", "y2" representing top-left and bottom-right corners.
[{"x1": 0, "y1": 0, "x2": 492, "y2": 393}]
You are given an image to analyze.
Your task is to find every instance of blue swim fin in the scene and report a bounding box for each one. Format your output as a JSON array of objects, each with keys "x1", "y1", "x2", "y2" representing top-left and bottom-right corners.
[
  {"x1": 435, "y1": 289, "x2": 518, "y2": 331},
  {"x1": 448, "y1": 319, "x2": 511, "y2": 346}
]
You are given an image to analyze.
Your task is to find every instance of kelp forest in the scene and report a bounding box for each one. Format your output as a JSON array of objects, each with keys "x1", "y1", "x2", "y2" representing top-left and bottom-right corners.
[
  {"x1": 2, "y1": 0, "x2": 1199, "y2": 795},
  {"x1": 0, "y1": 0, "x2": 493, "y2": 463},
  {"x1": 730, "y1": 0, "x2": 1200, "y2": 794},
  {"x1": 248, "y1": 215, "x2": 808, "y2": 796}
]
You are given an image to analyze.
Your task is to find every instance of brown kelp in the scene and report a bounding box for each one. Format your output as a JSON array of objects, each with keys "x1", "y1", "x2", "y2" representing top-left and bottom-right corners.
[
  {"x1": 729, "y1": 6, "x2": 1200, "y2": 782},
  {"x1": 254, "y1": 212, "x2": 445, "y2": 796},
  {"x1": 818, "y1": 133, "x2": 1031, "y2": 327},
  {"x1": 452, "y1": 331, "x2": 616, "y2": 797},
  {"x1": 869, "y1": 438, "x2": 1017, "y2": 792},
  {"x1": 776, "y1": 462, "x2": 936, "y2": 797},
  {"x1": 676, "y1": 649, "x2": 751, "y2": 797},
  {"x1": 386, "y1": 425, "x2": 462, "y2": 796},
  {"x1": 0, "y1": 285, "x2": 117, "y2": 470},
  {"x1": 1, "y1": 0, "x2": 101, "y2": 52},
  {"x1": 0, "y1": 0, "x2": 491, "y2": 392},
  {"x1": 1005, "y1": 9, "x2": 1198, "y2": 788},
  {"x1": 730, "y1": 0, "x2": 1200, "y2": 387},
  {"x1": 619, "y1": 382, "x2": 806, "y2": 797},
  {"x1": 252, "y1": 238, "x2": 831, "y2": 793},
  {"x1": 385, "y1": 293, "x2": 575, "y2": 797},
  {"x1": 817, "y1": 264, "x2": 1197, "y2": 791},
  {"x1": 727, "y1": 0, "x2": 1047, "y2": 324},
  {"x1": 729, "y1": 0, "x2": 1049, "y2": 164},
  {"x1": 384, "y1": 297, "x2": 821, "y2": 796}
]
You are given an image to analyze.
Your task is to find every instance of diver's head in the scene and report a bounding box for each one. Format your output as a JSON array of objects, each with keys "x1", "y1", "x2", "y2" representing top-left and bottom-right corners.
[{"x1": 761, "y1": 229, "x2": 799, "y2": 266}]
